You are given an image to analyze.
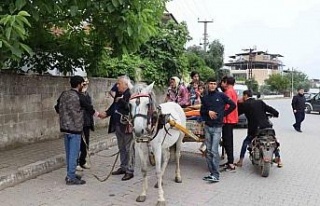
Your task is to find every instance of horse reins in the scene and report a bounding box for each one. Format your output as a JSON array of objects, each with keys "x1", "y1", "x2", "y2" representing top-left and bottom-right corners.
[{"x1": 129, "y1": 93, "x2": 166, "y2": 143}]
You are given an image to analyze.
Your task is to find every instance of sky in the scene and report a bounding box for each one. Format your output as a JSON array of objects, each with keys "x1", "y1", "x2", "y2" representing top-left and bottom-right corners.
[{"x1": 166, "y1": 0, "x2": 320, "y2": 79}]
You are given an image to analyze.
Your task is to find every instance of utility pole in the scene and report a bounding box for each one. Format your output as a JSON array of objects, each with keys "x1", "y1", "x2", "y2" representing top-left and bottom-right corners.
[
  {"x1": 198, "y1": 19, "x2": 213, "y2": 52},
  {"x1": 242, "y1": 46, "x2": 256, "y2": 78}
]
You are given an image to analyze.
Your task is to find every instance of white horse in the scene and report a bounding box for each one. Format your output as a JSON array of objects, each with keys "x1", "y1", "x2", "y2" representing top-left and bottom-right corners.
[{"x1": 129, "y1": 82, "x2": 186, "y2": 206}]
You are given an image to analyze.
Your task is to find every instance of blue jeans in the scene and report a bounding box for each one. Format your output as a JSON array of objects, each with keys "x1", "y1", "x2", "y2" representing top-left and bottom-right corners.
[
  {"x1": 64, "y1": 133, "x2": 81, "y2": 179},
  {"x1": 204, "y1": 125, "x2": 222, "y2": 179},
  {"x1": 240, "y1": 135, "x2": 281, "y2": 159},
  {"x1": 240, "y1": 136, "x2": 253, "y2": 159}
]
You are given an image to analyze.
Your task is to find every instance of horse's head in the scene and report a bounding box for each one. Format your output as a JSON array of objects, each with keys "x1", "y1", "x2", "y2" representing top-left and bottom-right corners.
[{"x1": 129, "y1": 82, "x2": 156, "y2": 137}]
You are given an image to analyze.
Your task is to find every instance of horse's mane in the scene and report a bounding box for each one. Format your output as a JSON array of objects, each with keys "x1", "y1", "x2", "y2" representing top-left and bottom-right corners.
[{"x1": 131, "y1": 82, "x2": 157, "y2": 107}]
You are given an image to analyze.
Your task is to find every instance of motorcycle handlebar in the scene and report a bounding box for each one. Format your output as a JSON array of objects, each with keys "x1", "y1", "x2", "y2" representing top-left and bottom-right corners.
[{"x1": 266, "y1": 113, "x2": 278, "y2": 118}]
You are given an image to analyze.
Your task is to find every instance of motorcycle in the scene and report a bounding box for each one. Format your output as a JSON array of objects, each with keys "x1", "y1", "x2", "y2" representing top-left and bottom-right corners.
[{"x1": 249, "y1": 115, "x2": 279, "y2": 177}]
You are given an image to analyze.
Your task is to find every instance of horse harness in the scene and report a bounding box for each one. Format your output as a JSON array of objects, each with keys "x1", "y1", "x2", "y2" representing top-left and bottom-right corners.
[{"x1": 118, "y1": 93, "x2": 173, "y2": 143}]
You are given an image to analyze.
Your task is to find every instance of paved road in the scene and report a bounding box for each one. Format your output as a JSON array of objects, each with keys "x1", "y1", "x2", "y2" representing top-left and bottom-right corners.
[{"x1": 1, "y1": 99, "x2": 320, "y2": 206}]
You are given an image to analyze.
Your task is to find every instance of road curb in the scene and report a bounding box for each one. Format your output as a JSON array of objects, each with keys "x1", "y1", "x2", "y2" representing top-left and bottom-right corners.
[{"x1": 0, "y1": 136, "x2": 117, "y2": 191}]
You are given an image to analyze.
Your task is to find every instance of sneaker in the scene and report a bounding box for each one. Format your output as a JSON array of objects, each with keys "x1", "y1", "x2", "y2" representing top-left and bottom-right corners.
[
  {"x1": 81, "y1": 163, "x2": 91, "y2": 169},
  {"x1": 76, "y1": 165, "x2": 83, "y2": 171},
  {"x1": 202, "y1": 174, "x2": 212, "y2": 181},
  {"x1": 65, "y1": 178, "x2": 86, "y2": 185},
  {"x1": 205, "y1": 175, "x2": 219, "y2": 183},
  {"x1": 219, "y1": 163, "x2": 227, "y2": 167},
  {"x1": 65, "y1": 174, "x2": 82, "y2": 182}
]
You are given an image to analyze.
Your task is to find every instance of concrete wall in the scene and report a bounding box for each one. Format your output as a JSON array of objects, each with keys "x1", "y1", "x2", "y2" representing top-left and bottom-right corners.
[
  {"x1": 0, "y1": 73, "x2": 166, "y2": 150},
  {"x1": 0, "y1": 73, "x2": 116, "y2": 150}
]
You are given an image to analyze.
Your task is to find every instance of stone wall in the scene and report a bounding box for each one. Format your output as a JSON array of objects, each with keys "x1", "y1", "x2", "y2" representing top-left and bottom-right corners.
[
  {"x1": 0, "y1": 73, "x2": 116, "y2": 150},
  {"x1": 0, "y1": 73, "x2": 166, "y2": 150}
]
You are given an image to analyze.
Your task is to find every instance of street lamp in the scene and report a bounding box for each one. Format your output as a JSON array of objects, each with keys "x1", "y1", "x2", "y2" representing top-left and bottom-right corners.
[{"x1": 283, "y1": 68, "x2": 294, "y2": 97}]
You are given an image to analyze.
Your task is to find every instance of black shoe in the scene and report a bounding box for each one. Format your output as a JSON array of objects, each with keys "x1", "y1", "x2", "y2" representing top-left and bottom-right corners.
[
  {"x1": 112, "y1": 168, "x2": 126, "y2": 175},
  {"x1": 65, "y1": 178, "x2": 86, "y2": 185},
  {"x1": 65, "y1": 174, "x2": 82, "y2": 182},
  {"x1": 121, "y1": 173, "x2": 134, "y2": 181},
  {"x1": 294, "y1": 126, "x2": 302, "y2": 132}
]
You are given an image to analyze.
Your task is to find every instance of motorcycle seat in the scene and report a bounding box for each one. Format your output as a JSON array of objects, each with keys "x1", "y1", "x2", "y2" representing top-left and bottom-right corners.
[{"x1": 257, "y1": 128, "x2": 275, "y2": 137}]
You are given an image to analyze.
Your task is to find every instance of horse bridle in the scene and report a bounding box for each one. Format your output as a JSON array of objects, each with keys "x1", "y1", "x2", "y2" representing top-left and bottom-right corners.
[{"x1": 128, "y1": 93, "x2": 163, "y2": 143}]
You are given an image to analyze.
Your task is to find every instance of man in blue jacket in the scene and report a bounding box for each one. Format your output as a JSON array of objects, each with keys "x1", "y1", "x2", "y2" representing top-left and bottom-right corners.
[{"x1": 200, "y1": 77, "x2": 236, "y2": 183}]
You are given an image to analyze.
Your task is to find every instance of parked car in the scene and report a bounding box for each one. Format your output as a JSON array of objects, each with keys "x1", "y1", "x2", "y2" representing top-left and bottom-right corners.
[
  {"x1": 305, "y1": 92, "x2": 320, "y2": 114},
  {"x1": 304, "y1": 92, "x2": 317, "y2": 100}
]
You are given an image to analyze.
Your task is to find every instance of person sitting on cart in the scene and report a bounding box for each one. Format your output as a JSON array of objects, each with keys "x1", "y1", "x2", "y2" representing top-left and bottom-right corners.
[
  {"x1": 164, "y1": 76, "x2": 190, "y2": 108},
  {"x1": 184, "y1": 82, "x2": 205, "y2": 120},
  {"x1": 235, "y1": 90, "x2": 282, "y2": 168}
]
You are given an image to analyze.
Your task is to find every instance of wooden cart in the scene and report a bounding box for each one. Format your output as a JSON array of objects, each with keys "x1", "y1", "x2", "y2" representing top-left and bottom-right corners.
[{"x1": 168, "y1": 118, "x2": 205, "y2": 143}]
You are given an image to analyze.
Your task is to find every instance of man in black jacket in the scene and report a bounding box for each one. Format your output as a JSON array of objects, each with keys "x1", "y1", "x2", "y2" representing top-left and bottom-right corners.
[
  {"x1": 77, "y1": 78, "x2": 94, "y2": 171},
  {"x1": 200, "y1": 77, "x2": 236, "y2": 183},
  {"x1": 99, "y1": 75, "x2": 135, "y2": 181},
  {"x1": 235, "y1": 90, "x2": 282, "y2": 167},
  {"x1": 292, "y1": 88, "x2": 306, "y2": 132},
  {"x1": 56, "y1": 75, "x2": 96, "y2": 185}
]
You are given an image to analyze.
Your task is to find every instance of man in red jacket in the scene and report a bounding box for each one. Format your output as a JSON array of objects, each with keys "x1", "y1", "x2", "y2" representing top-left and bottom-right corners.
[{"x1": 220, "y1": 76, "x2": 238, "y2": 171}]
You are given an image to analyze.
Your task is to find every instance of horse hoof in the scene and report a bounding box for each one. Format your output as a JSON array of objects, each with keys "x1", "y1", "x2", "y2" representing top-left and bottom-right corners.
[
  {"x1": 156, "y1": 201, "x2": 166, "y2": 206},
  {"x1": 136, "y1": 195, "x2": 146, "y2": 202},
  {"x1": 154, "y1": 182, "x2": 163, "y2": 188},
  {"x1": 175, "y1": 177, "x2": 182, "y2": 183}
]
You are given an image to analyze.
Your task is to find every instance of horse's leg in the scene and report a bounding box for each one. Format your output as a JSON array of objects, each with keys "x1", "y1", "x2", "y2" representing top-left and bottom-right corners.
[
  {"x1": 174, "y1": 135, "x2": 183, "y2": 183},
  {"x1": 153, "y1": 146, "x2": 166, "y2": 206},
  {"x1": 169, "y1": 143, "x2": 176, "y2": 162},
  {"x1": 136, "y1": 144, "x2": 148, "y2": 203},
  {"x1": 155, "y1": 147, "x2": 170, "y2": 188}
]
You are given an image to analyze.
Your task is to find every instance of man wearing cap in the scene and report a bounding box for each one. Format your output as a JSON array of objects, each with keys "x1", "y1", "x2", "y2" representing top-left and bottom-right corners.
[
  {"x1": 55, "y1": 75, "x2": 96, "y2": 185},
  {"x1": 292, "y1": 87, "x2": 306, "y2": 132}
]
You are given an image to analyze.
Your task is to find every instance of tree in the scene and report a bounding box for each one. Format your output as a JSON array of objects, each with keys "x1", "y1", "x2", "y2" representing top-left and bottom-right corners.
[
  {"x1": 137, "y1": 20, "x2": 190, "y2": 86},
  {"x1": 245, "y1": 78, "x2": 259, "y2": 92},
  {"x1": 0, "y1": 1, "x2": 32, "y2": 68},
  {"x1": 287, "y1": 70, "x2": 310, "y2": 91},
  {"x1": 185, "y1": 40, "x2": 224, "y2": 82},
  {"x1": 184, "y1": 51, "x2": 215, "y2": 81},
  {"x1": 204, "y1": 40, "x2": 224, "y2": 71},
  {"x1": 186, "y1": 45, "x2": 206, "y2": 56},
  {"x1": 264, "y1": 73, "x2": 290, "y2": 93},
  {"x1": 1, "y1": 0, "x2": 168, "y2": 74}
]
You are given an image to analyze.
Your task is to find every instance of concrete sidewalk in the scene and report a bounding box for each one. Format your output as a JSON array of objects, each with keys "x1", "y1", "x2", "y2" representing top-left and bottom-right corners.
[{"x1": 0, "y1": 128, "x2": 116, "y2": 191}]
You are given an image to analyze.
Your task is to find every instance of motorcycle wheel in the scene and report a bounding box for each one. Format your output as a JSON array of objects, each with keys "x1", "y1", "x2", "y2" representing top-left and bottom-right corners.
[{"x1": 261, "y1": 162, "x2": 271, "y2": 177}]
